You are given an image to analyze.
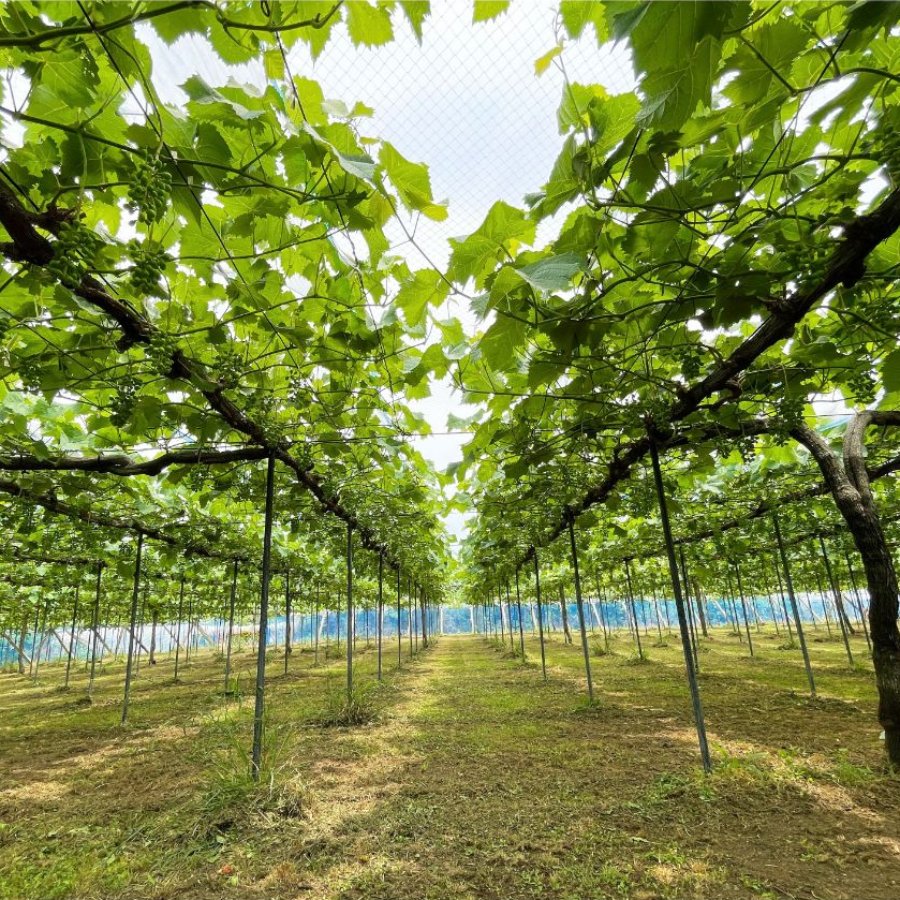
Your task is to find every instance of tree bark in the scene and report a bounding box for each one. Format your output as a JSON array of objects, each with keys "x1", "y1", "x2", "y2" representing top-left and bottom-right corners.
[
  {"x1": 793, "y1": 418, "x2": 900, "y2": 765},
  {"x1": 420, "y1": 585, "x2": 428, "y2": 649},
  {"x1": 284, "y1": 571, "x2": 292, "y2": 676}
]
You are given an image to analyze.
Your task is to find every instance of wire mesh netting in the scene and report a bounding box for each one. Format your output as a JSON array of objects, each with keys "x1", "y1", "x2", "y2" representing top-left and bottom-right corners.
[{"x1": 147, "y1": 3, "x2": 634, "y2": 266}]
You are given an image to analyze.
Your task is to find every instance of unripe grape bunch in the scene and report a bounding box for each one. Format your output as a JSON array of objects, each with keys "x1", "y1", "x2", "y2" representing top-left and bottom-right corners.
[
  {"x1": 777, "y1": 239, "x2": 828, "y2": 284},
  {"x1": 127, "y1": 153, "x2": 172, "y2": 226},
  {"x1": 110, "y1": 375, "x2": 139, "y2": 427},
  {"x1": 128, "y1": 241, "x2": 170, "y2": 296},
  {"x1": 212, "y1": 348, "x2": 244, "y2": 389},
  {"x1": 678, "y1": 342, "x2": 704, "y2": 380},
  {"x1": 47, "y1": 220, "x2": 104, "y2": 289},
  {"x1": 773, "y1": 394, "x2": 806, "y2": 444},
  {"x1": 144, "y1": 332, "x2": 178, "y2": 376}
]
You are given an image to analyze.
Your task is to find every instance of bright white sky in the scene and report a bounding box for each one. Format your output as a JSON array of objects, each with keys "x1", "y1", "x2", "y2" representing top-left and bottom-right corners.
[{"x1": 144, "y1": 3, "x2": 635, "y2": 542}]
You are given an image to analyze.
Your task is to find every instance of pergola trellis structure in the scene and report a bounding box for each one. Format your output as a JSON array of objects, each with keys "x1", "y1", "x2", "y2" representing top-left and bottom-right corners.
[
  {"x1": 3, "y1": 0, "x2": 900, "y2": 778},
  {"x1": 0, "y1": 1, "x2": 454, "y2": 778},
  {"x1": 455, "y1": 2, "x2": 900, "y2": 769}
]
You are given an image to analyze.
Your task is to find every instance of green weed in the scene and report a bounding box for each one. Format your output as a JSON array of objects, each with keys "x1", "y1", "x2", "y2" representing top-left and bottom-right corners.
[{"x1": 315, "y1": 678, "x2": 379, "y2": 727}]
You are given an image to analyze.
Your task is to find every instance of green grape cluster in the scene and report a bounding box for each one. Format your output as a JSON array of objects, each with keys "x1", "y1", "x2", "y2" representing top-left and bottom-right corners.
[
  {"x1": 677, "y1": 342, "x2": 704, "y2": 380},
  {"x1": 778, "y1": 240, "x2": 828, "y2": 284},
  {"x1": 260, "y1": 420, "x2": 284, "y2": 444},
  {"x1": 773, "y1": 395, "x2": 805, "y2": 444},
  {"x1": 256, "y1": 394, "x2": 278, "y2": 417},
  {"x1": 641, "y1": 395, "x2": 671, "y2": 434},
  {"x1": 287, "y1": 373, "x2": 310, "y2": 404},
  {"x1": 294, "y1": 443, "x2": 314, "y2": 470},
  {"x1": 128, "y1": 241, "x2": 170, "y2": 296},
  {"x1": 319, "y1": 475, "x2": 337, "y2": 499},
  {"x1": 47, "y1": 220, "x2": 103, "y2": 288},
  {"x1": 186, "y1": 467, "x2": 208, "y2": 491},
  {"x1": 735, "y1": 434, "x2": 756, "y2": 464},
  {"x1": 628, "y1": 479, "x2": 654, "y2": 517},
  {"x1": 18, "y1": 357, "x2": 43, "y2": 392},
  {"x1": 245, "y1": 392, "x2": 284, "y2": 444},
  {"x1": 212, "y1": 348, "x2": 244, "y2": 388},
  {"x1": 845, "y1": 369, "x2": 876, "y2": 405},
  {"x1": 144, "y1": 332, "x2": 178, "y2": 376},
  {"x1": 128, "y1": 153, "x2": 172, "y2": 225},
  {"x1": 110, "y1": 376, "x2": 139, "y2": 427}
]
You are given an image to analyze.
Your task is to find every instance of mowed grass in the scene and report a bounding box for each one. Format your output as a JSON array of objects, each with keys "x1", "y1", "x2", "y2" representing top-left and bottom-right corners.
[
  {"x1": 1, "y1": 622, "x2": 898, "y2": 900},
  {"x1": 0, "y1": 636, "x2": 406, "y2": 899}
]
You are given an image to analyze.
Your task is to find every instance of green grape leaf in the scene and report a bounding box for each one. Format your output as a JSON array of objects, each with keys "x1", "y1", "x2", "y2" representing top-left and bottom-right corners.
[
  {"x1": 473, "y1": 1, "x2": 510, "y2": 23},
  {"x1": 514, "y1": 253, "x2": 584, "y2": 293},
  {"x1": 346, "y1": 1, "x2": 394, "y2": 47}
]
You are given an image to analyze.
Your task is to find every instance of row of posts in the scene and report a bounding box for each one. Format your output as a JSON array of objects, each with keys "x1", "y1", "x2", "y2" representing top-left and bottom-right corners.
[
  {"x1": 2, "y1": 453, "x2": 439, "y2": 783},
  {"x1": 475, "y1": 440, "x2": 874, "y2": 773}
]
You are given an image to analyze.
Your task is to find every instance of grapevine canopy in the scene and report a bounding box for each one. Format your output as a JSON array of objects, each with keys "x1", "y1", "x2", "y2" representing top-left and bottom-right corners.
[{"x1": 0, "y1": 1, "x2": 898, "y2": 609}]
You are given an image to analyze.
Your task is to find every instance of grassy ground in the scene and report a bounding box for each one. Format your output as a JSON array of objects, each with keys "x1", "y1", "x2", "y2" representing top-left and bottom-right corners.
[{"x1": 1, "y1": 623, "x2": 897, "y2": 899}]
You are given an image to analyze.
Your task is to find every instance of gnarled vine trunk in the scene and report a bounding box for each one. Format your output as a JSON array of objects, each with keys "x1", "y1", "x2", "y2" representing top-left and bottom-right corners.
[
  {"x1": 794, "y1": 416, "x2": 900, "y2": 766},
  {"x1": 836, "y1": 494, "x2": 899, "y2": 762}
]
